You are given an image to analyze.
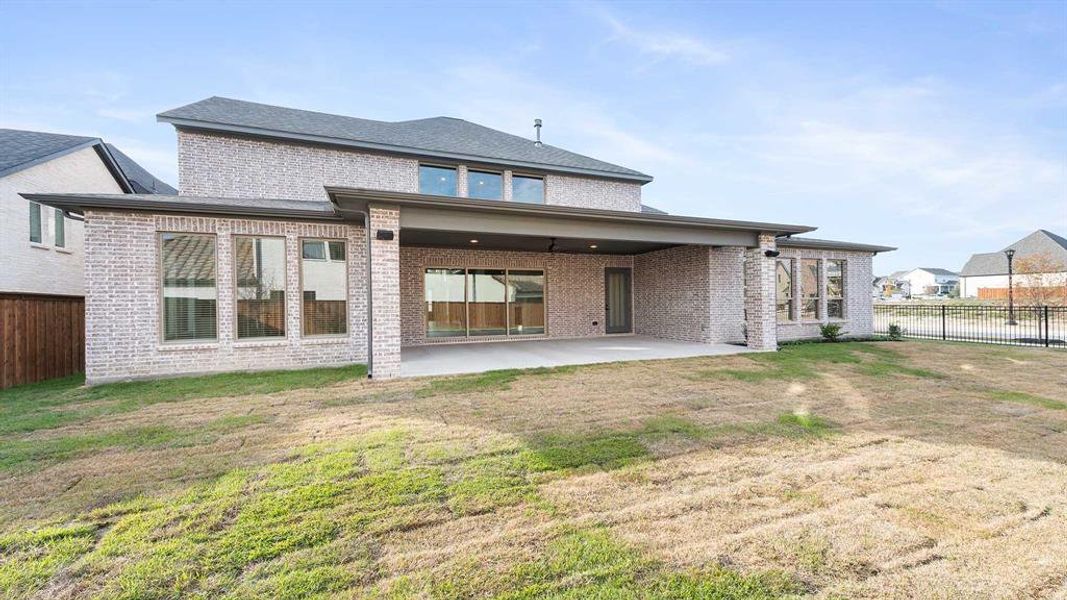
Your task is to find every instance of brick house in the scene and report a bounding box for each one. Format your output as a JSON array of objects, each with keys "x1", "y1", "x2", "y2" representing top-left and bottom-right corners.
[{"x1": 26, "y1": 97, "x2": 893, "y2": 384}]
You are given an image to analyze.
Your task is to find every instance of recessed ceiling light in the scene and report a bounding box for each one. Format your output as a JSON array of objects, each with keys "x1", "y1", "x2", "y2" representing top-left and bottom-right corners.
[
  {"x1": 589, "y1": 244, "x2": 598, "y2": 249},
  {"x1": 470, "y1": 239, "x2": 479, "y2": 244}
]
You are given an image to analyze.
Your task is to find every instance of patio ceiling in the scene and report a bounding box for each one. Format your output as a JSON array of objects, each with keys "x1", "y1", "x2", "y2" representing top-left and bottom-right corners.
[
  {"x1": 401, "y1": 228, "x2": 677, "y2": 255},
  {"x1": 329, "y1": 187, "x2": 816, "y2": 249}
]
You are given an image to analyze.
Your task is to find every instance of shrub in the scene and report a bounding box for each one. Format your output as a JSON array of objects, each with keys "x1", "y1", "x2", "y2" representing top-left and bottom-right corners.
[
  {"x1": 819, "y1": 323, "x2": 843, "y2": 343},
  {"x1": 887, "y1": 323, "x2": 903, "y2": 341}
]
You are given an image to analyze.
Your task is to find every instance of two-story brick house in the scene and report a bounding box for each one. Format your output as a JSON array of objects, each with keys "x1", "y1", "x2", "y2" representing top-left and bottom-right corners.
[{"x1": 27, "y1": 97, "x2": 893, "y2": 384}]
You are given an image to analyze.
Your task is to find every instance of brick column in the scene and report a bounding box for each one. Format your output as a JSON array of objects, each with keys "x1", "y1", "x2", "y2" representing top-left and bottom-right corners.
[
  {"x1": 744, "y1": 233, "x2": 778, "y2": 351},
  {"x1": 369, "y1": 204, "x2": 401, "y2": 378}
]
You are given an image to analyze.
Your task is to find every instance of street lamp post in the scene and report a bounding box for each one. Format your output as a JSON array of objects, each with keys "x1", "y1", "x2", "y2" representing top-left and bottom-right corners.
[{"x1": 1005, "y1": 248, "x2": 1017, "y2": 326}]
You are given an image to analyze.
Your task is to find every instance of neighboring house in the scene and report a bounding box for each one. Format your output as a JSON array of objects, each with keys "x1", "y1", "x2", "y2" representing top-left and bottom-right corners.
[
  {"x1": 873, "y1": 271, "x2": 909, "y2": 301},
  {"x1": 959, "y1": 230, "x2": 1067, "y2": 300},
  {"x1": 897, "y1": 268, "x2": 959, "y2": 298},
  {"x1": 26, "y1": 97, "x2": 894, "y2": 383},
  {"x1": 0, "y1": 129, "x2": 175, "y2": 296}
]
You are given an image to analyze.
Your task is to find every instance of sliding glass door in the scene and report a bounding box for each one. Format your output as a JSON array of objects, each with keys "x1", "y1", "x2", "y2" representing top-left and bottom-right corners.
[
  {"x1": 425, "y1": 268, "x2": 544, "y2": 338},
  {"x1": 425, "y1": 268, "x2": 466, "y2": 337},
  {"x1": 467, "y1": 269, "x2": 507, "y2": 336},
  {"x1": 507, "y1": 270, "x2": 545, "y2": 335}
]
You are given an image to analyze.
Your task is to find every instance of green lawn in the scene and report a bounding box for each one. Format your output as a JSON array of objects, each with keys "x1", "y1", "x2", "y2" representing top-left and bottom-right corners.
[{"x1": 1, "y1": 342, "x2": 1064, "y2": 599}]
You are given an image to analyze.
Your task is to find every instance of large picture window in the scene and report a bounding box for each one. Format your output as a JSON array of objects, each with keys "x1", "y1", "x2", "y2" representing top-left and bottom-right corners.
[
  {"x1": 425, "y1": 268, "x2": 545, "y2": 338},
  {"x1": 827, "y1": 260, "x2": 845, "y2": 319},
  {"x1": 776, "y1": 259, "x2": 793, "y2": 322},
  {"x1": 302, "y1": 239, "x2": 347, "y2": 336},
  {"x1": 425, "y1": 268, "x2": 467, "y2": 337},
  {"x1": 468, "y1": 170, "x2": 503, "y2": 200},
  {"x1": 512, "y1": 175, "x2": 544, "y2": 203},
  {"x1": 161, "y1": 233, "x2": 217, "y2": 342},
  {"x1": 235, "y1": 236, "x2": 286, "y2": 339},
  {"x1": 419, "y1": 164, "x2": 457, "y2": 196},
  {"x1": 800, "y1": 259, "x2": 820, "y2": 320},
  {"x1": 507, "y1": 270, "x2": 545, "y2": 334}
]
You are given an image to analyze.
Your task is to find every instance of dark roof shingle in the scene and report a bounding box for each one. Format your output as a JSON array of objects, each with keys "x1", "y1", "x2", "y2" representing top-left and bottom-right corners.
[
  {"x1": 105, "y1": 144, "x2": 177, "y2": 194},
  {"x1": 0, "y1": 129, "x2": 97, "y2": 177},
  {"x1": 960, "y1": 230, "x2": 1067, "y2": 276},
  {"x1": 158, "y1": 96, "x2": 652, "y2": 182}
]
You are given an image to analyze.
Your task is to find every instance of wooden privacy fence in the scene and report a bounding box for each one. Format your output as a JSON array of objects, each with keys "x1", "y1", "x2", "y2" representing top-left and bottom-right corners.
[
  {"x1": 977, "y1": 286, "x2": 1066, "y2": 305},
  {"x1": 0, "y1": 293, "x2": 85, "y2": 389}
]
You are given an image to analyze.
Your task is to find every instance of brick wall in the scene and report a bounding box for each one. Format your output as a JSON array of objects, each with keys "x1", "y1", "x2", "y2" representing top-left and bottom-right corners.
[
  {"x1": 709, "y1": 246, "x2": 747, "y2": 344},
  {"x1": 744, "y1": 234, "x2": 779, "y2": 351},
  {"x1": 632, "y1": 245, "x2": 749, "y2": 345},
  {"x1": 633, "y1": 246, "x2": 711, "y2": 342},
  {"x1": 83, "y1": 209, "x2": 368, "y2": 384},
  {"x1": 545, "y1": 173, "x2": 642, "y2": 212},
  {"x1": 177, "y1": 130, "x2": 644, "y2": 212},
  {"x1": 177, "y1": 130, "x2": 418, "y2": 200},
  {"x1": 776, "y1": 247, "x2": 875, "y2": 341},
  {"x1": 399, "y1": 247, "x2": 633, "y2": 346},
  {"x1": 368, "y1": 205, "x2": 401, "y2": 378}
]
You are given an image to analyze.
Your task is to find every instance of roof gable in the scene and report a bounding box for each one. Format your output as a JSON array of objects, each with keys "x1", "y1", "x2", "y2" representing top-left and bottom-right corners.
[
  {"x1": 157, "y1": 96, "x2": 652, "y2": 183},
  {"x1": 960, "y1": 230, "x2": 1067, "y2": 276},
  {"x1": 0, "y1": 129, "x2": 99, "y2": 178}
]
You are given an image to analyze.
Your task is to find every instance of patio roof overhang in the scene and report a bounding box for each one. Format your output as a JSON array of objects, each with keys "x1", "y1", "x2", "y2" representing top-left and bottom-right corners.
[{"x1": 328, "y1": 187, "x2": 816, "y2": 253}]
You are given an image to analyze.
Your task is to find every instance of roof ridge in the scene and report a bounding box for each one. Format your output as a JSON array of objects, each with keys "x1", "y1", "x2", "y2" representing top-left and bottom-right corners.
[{"x1": 158, "y1": 97, "x2": 653, "y2": 182}]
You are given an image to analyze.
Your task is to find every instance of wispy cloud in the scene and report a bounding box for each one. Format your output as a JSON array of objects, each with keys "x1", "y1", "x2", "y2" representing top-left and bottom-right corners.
[{"x1": 594, "y1": 9, "x2": 729, "y2": 66}]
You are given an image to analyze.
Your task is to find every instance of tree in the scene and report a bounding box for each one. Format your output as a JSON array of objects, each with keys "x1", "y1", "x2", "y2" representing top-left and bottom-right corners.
[{"x1": 1013, "y1": 252, "x2": 1067, "y2": 306}]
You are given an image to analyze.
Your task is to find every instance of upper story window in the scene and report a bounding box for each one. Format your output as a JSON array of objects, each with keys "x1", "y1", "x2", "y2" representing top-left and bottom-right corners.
[
  {"x1": 54, "y1": 209, "x2": 66, "y2": 248},
  {"x1": 29, "y1": 202, "x2": 42, "y2": 243},
  {"x1": 512, "y1": 174, "x2": 545, "y2": 203},
  {"x1": 468, "y1": 170, "x2": 502, "y2": 200},
  {"x1": 419, "y1": 164, "x2": 457, "y2": 196}
]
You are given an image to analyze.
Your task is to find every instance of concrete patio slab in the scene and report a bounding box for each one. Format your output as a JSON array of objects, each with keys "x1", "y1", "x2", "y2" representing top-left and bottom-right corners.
[{"x1": 399, "y1": 335, "x2": 754, "y2": 378}]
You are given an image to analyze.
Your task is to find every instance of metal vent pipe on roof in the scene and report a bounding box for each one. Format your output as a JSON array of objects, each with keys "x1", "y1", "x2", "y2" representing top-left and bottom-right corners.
[{"x1": 534, "y1": 118, "x2": 543, "y2": 147}]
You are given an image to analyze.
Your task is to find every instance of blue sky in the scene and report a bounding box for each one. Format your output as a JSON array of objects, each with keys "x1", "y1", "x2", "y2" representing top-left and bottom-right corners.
[{"x1": 2, "y1": 0, "x2": 1064, "y2": 274}]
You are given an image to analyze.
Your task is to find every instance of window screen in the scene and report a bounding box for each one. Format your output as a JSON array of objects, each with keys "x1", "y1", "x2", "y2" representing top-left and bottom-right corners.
[
  {"x1": 302, "y1": 239, "x2": 347, "y2": 336},
  {"x1": 54, "y1": 209, "x2": 65, "y2": 248},
  {"x1": 236, "y1": 237, "x2": 286, "y2": 339},
  {"x1": 161, "y1": 233, "x2": 217, "y2": 342}
]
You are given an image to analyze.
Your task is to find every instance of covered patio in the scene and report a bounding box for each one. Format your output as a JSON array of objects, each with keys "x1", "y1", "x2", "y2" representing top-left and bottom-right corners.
[{"x1": 400, "y1": 335, "x2": 753, "y2": 378}]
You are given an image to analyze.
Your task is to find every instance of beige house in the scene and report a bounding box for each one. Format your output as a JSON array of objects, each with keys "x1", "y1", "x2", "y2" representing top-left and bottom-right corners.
[
  {"x1": 27, "y1": 97, "x2": 893, "y2": 383},
  {"x1": 0, "y1": 129, "x2": 175, "y2": 297}
]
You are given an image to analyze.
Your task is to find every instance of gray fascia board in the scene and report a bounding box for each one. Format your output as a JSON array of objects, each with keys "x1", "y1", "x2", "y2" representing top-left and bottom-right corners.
[
  {"x1": 327, "y1": 187, "x2": 816, "y2": 235},
  {"x1": 20, "y1": 193, "x2": 349, "y2": 222},
  {"x1": 778, "y1": 237, "x2": 896, "y2": 254},
  {"x1": 160, "y1": 117, "x2": 654, "y2": 183},
  {"x1": 398, "y1": 206, "x2": 758, "y2": 247},
  {"x1": 0, "y1": 138, "x2": 102, "y2": 179},
  {"x1": 92, "y1": 144, "x2": 135, "y2": 193}
]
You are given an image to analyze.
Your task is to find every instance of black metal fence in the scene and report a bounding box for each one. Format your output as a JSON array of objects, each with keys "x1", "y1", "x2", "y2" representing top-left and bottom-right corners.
[{"x1": 874, "y1": 305, "x2": 1066, "y2": 349}]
